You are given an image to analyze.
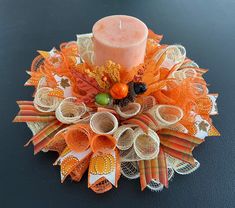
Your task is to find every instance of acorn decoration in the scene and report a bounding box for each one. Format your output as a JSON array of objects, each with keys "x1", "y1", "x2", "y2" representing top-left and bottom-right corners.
[
  {"x1": 113, "y1": 81, "x2": 147, "y2": 107},
  {"x1": 133, "y1": 82, "x2": 147, "y2": 94}
]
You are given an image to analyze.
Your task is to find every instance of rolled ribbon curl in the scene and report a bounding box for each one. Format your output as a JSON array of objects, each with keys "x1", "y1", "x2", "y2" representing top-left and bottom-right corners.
[
  {"x1": 116, "y1": 127, "x2": 160, "y2": 161},
  {"x1": 133, "y1": 128, "x2": 160, "y2": 160},
  {"x1": 114, "y1": 125, "x2": 135, "y2": 150},
  {"x1": 138, "y1": 96, "x2": 156, "y2": 112},
  {"x1": 90, "y1": 134, "x2": 116, "y2": 152},
  {"x1": 64, "y1": 124, "x2": 93, "y2": 153},
  {"x1": 55, "y1": 97, "x2": 88, "y2": 124},
  {"x1": 147, "y1": 105, "x2": 184, "y2": 130},
  {"x1": 154, "y1": 45, "x2": 186, "y2": 71},
  {"x1": 34, "y1": 87, "x2": 61, "y2": 112},
  {"x1": 90, "y1": 112, "x2": 118, "y2": 135},
  {"x1": 170, "y1": 68, "x2": 197, "y2": 81},
  {"x1": 115, "y1": 103, "x2": 141, "y2": 119}
]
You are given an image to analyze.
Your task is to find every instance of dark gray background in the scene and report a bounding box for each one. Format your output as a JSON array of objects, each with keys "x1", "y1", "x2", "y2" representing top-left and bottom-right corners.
[{"x1": 0, "y1": 0, "x2": 234, "y2": 207}]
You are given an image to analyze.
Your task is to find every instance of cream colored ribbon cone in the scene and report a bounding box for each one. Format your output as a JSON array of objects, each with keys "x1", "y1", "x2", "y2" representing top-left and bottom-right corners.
[
  {"x1": 114, "y1": 125, "x2": 135, "y2": 150},
  {"x1": 117, "y1": 127, "x2": 160, "y2": 162},
  {"x1": 115, "y1": 103, "x2": 141, "y2": 119},
  {"x1": 90, "y1": 112, "x2": 118, "y2": 135},
  {"x1": 34, "y1": 87, "x2": 61, "y2": 112},
  {"x1": 133, "y1": 128, "x2": 160, "y2": 160},
  {"x1": 147, "y1": 105, "x2": 183, "y2": 130},
  {"x1": 139, "y1": 96, "x2": 156, "y2": 112},
  {"x1": 55, "y1": 97, "x2": 88, "y2": 124}
]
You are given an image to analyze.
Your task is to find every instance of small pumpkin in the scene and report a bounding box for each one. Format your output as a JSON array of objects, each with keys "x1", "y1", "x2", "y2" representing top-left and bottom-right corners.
[{"x1": 110, "y1": 83, "x2": 129, "y2": 99}]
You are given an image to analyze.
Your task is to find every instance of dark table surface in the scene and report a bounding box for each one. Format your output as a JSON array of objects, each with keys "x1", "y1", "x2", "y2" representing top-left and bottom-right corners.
[{"x1": 1, "y1": 0, "x2": 235, "y2": 207}]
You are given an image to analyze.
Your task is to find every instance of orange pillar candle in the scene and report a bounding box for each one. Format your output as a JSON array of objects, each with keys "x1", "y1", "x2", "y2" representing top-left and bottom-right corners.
[{"x1": 92, "y1": 15, "x2": 148, "y2": 69}]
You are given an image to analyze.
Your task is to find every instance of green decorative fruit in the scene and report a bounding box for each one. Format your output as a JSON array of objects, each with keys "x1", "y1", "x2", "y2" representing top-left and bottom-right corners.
[{"x1": 95, "y1": 93, "x2": 111, "y2": 105}]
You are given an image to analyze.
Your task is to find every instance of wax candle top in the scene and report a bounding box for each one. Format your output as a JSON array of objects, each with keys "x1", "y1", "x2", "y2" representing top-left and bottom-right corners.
[{"x1": 92, "y1": 15, "x2": 148, "y2": 48}]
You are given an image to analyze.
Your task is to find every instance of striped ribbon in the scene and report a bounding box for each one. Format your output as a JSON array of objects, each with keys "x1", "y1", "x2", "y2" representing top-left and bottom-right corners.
[
  {"x1": 138, "y1": 148, "x2": 168, "y2": 191},
  {"x1": 13, "y1": 101, "x2": 56, "y2": 122},
  {"x1": 24, "y1": 119, "x2": 67, "y2": 154},
  {"x1": 122, "y1": 112, "x2": 158, "y2": 132},
  {"x1": 159, "y1": 129, "x2": 204, "y2": 164}
]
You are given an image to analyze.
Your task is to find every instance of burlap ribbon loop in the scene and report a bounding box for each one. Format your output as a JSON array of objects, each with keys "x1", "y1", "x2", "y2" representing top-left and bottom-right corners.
[
  {"x1": 116, "y1": 103, "x2": 141, "y2": 119},
  {"x1": 55, "y1": 97, "x2": 88, "y2": 124},
  {"x1": 34, "y1": 87, "x2": 61, "y2": 112},
  {"x1": 116, "y1": 127, "x2": 160, "y2": 162},
  {"x1": 114, "y1": 125, "x2": 135, "y2": 150},
  {"x1": 147, "y1": 105, "x2": 184, "y2": 130},
  {"x1": 90, "y1": 112, "x2": 118, "y2": 135}
]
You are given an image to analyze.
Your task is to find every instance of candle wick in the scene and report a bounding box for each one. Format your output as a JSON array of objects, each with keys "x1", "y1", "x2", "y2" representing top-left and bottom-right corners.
[{"x1": 119, "y1": 20, "x2": 122, "y2": 30}]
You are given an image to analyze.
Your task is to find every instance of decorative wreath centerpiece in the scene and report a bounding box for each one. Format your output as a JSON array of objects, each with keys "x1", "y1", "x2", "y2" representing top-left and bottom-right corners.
[{"x1": 13, "y1": 17, "x2": 220, "y2": 193}]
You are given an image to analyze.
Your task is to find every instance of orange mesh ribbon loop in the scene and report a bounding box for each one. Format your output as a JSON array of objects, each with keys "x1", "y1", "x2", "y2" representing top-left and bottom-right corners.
[
  {"x1": 64, "y1": 124, "x2": 94, "y2": 153},
  {"x1": 90, "y1": 134, "x2": 116, "y2": 153}
]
